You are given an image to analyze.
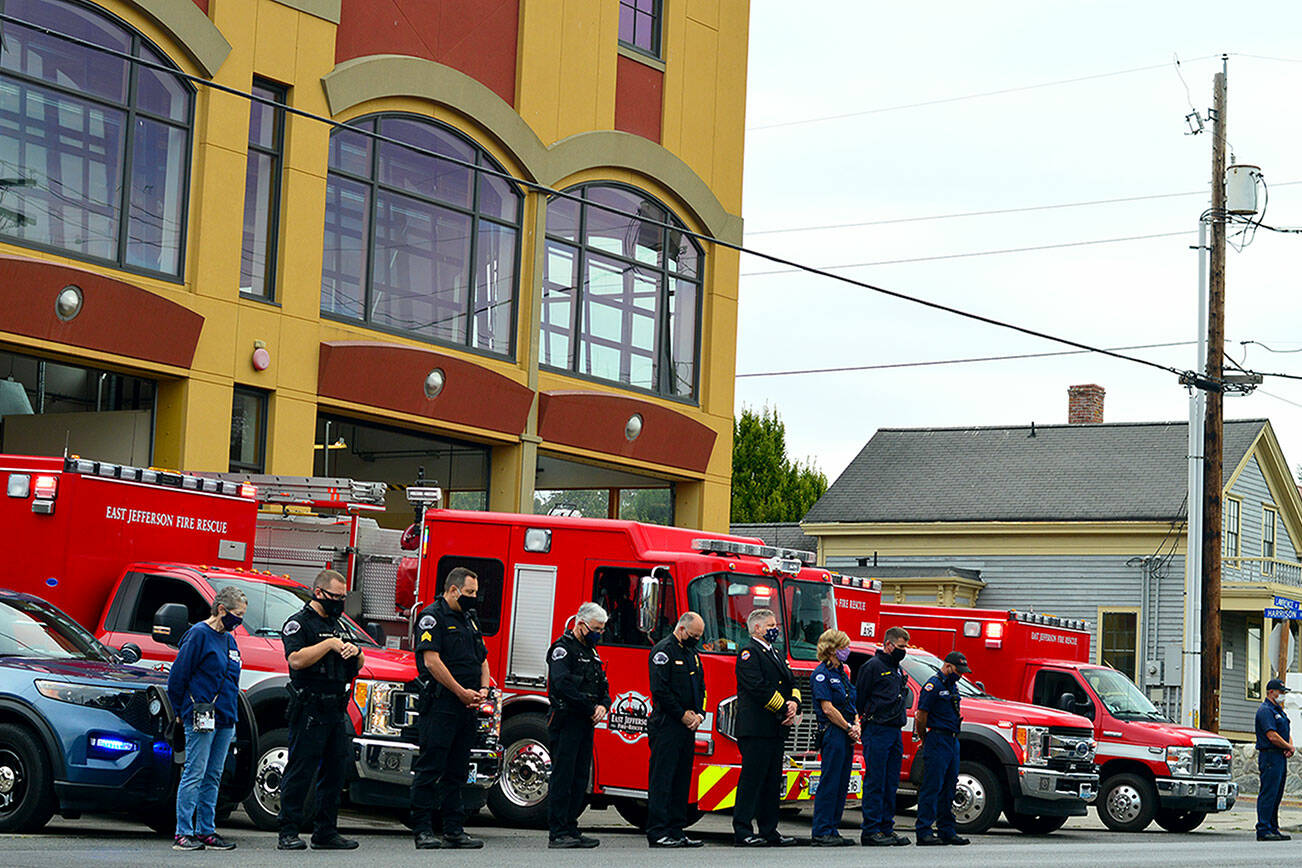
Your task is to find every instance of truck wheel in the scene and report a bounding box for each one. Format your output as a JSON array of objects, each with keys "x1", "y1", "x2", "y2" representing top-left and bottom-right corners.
[
  {"x1": 0, "y1": 723, "x2": 55, "y2": 833},
  {"x1": 1006, "y1": 810, "x2": 1068, "y2": 835},
  {"x1": 242, "y1": 727, "x2": 311, "y2": 831},
  {"x1": 1154, "y1": 808, "x2": 1206, "y2": 833},
  {"x1": 488, "y1": 712, "x2": 552, "y2": 828},
  {"x1": 952, "y1": 760, "x2": 1003, "y2": 835},
  {"x1": 1097, "y1": 773, "x2": 1156, "y2": 832},
  {"x1": 896, "y1": 793, "x2": 918, "y2": 812},
  {"x1": 613, "y1": 797, "x2": 648, "y2": 829}
]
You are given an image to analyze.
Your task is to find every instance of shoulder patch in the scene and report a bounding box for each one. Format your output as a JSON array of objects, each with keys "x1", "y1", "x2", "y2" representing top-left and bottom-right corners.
[
  {"x1": 814, "y1": 672, "x2": 826, "y2": 682},
  {"x1": 652, "y1": 651, "x2": 669, "y2": 665},
  {"x1": 551, "y1": 646, "x2": 567, "y2": 661},
  {"x1": 741, "y1": 650, "x2": 751, "y2": 660},
  {"x1": 282, "y1": 620, "x2": 300, "y2": 636},
  {"x1": 418, "y1": 614, "x2": 436, "y2": 630},
  {"x1": 923, "y1": 681, "x2": 934, "y2": 691}
]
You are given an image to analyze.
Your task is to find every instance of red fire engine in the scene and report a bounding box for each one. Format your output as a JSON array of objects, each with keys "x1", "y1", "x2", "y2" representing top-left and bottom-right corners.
[
  {"x1": 881, "y1": 603, "x2": 1236, "y2": 832},
  {"x1": 404, "y1": 507, "x2": 861, "y2": 828},
  {"x1": 834, "y1": 581, "x2": 1099, "y2": 835}
]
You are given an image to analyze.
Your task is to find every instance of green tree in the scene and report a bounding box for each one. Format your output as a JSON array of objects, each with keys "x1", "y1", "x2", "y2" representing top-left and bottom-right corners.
[{"x1": 730, "y1": 405, "x2": 828, "y2": 523}]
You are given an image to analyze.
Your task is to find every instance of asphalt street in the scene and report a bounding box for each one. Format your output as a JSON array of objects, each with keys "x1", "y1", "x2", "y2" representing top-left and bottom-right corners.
[{"x1": 2, "y1": 798, "x2": 1300, "y2": 867}]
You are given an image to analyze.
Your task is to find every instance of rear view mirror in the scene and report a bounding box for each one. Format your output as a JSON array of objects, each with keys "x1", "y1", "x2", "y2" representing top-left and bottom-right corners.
[
  {"x1": 638, "y1": 574, "x2": 661, "y2": 635},
  {"x1": 153, "y1": 603, "x2": 190, "y2": 648}
]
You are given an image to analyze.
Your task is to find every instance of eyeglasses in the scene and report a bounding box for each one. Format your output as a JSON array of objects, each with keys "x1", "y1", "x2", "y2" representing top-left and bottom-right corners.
[{"x1": 317, "y1": 588, "x2": 346, "y2": 601}]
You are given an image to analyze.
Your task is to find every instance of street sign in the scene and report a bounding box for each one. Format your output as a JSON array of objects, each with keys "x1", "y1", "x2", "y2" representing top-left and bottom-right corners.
[
  {"x1": 1273, "y1": 596, "x2": 1302, "y2": 611},
  {"x1": 1264, "y1": 607, "x2": 1299, "y2": 619}
]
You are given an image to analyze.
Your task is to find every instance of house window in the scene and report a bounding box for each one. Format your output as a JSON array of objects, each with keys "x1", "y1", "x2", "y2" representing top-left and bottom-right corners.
[
  {"x1": 240, "y1": 79, "x2": 286, "y2": 299},
  {"x1": 320, "y1": 114, "x2": 522, "y2": 356},
  {"x1": 229, "y1": 387, "x2": 267, "y2": 473},
  {"x1": 1223, "y1": 497, "x2": 1241, "y2": 559},
  {"x1": 618, "y1": 0, "x2": 662, "y2": 59},
  {"x1": 0, "y1": 0, "x2": 193, "y2": 277},
  {"x1": 1247, "y1": 613, "x2": 1264, "y2": 700},
  {"x1": 1263, "y1": 506, "x2": 1278, "y2": 576},
  {"x1": 541, "y1": 183, "x2": 702, "y2": 400},
  {"x1": 1098, "y1": 609, "x2": 1139, "y2": 682}
]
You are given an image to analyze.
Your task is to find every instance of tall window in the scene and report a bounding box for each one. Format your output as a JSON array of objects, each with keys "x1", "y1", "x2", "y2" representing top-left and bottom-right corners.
[
  {"x1": 1247, "y1": 614, "x2": 1264, "y2": 700},
  {"x1": 240, "y1": 80, "x2": 285, "y2": 299},
  {"x1": 541, "y1": 184, "x2": 702, "y2": 400},
  {"x1": 618, "y1": 0, "x2": 663, "y2": 58},
  {"x1": 320, "y1": 115, "x2": 522, "y2": 356},
  {"x1": 0, "y1": 0, "x2": 192, "y2": 277},
  {"x1": 1098, "y1": 609, "x2": 1138, "y2": 682},
  {"x1": 229, "y1": 387, "x2": 267, "y2": 474},
  {"x1": 1263, "y1": 506, "x2": 1278, "y2": 576},
  {"x1": 1223, "y1": 497, "x2": 1241, "y2": 559}
]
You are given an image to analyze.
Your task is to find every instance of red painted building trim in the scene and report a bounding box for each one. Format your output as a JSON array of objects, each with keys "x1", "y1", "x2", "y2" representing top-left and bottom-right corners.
[
  {"x1": 192, "y1": 0, "x2": 209, "y2": 14},
  {"x1": 537, "y1": 390, "x2": 715, "y2": 473},
  {"x1": 0, "y1": 255, "x2": 203, "y2": 369},
  {"x1": 317, "y1": 341, "x2": 533, "y2": 436},
  {"x1": 614, "y1": 54, "x2": 663, "y2": 143}
]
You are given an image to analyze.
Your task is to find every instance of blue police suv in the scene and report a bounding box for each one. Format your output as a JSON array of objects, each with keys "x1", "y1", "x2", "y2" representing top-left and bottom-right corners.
[{"x1": 0, "y1": 589, "x2": 250, "y2": 833}]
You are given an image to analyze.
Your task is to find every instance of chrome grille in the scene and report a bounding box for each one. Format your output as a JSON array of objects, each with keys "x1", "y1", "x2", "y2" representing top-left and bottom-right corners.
[
  {"x1": 1197, "y1": 744, "x2": 1232, "y2": 777},
  {"x1": 1047, "y1": 726, "x2": 1095, "y2": 772}
]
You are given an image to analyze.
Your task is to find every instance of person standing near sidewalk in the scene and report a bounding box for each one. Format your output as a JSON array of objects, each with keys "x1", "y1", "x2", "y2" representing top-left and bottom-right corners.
[
  {"x1": 645, "y1": 612, "x2": 707, "y2": 848},
  {"x1": 167, "y1": 586, "x2": 246, "y2": 851},
  {"x1": 809, "y1": 629, "x2": 858, "y2": 846},
  {"x1": 913, "y1": 652, "x2": 971, "y2": 847},
  {"x1": 856, "y1": 626, "x2": 912, "y2": 847},
  {"x1": 1255, "y1": 678, "x2": 1295, "y2": 842}
]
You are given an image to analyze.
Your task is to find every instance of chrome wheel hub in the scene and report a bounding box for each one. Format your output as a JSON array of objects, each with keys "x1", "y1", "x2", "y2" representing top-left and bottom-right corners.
[
  {"x1": 952, "y1": 772, "x2": 986, "y2": 824},
  {"x1": 500, "y1": 739, "x2": 551, "y2": 808}
]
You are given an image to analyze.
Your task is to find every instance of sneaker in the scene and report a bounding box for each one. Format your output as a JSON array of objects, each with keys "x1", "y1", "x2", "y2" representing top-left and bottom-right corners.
[
  {"x1": 549, "y1": 836, "x2": 582, "y2": 849},
  {"x1": 277, "y1": 833, "x2": 306, "y2": 851},
  {"x1": 442, "y1": 832, "x2": 484, "y2": 849},
  {"x1": 890, "y1": 833, "x2": 912, "y2": 846},
  {"x1": 575, "y1": 834, "x2": 600, "y2": 848},
  {"x1": 198, "y1": 834, "x2": 236, "y2": 850},
  {"x1": 414, "y1": 831, "x2": 442, "y2": 849},
  {"x1": 310, "y1": 834, "x2": 359, "y2": 850},
  {"x1": 863, "y1": 832, "x2": 895, "y2": 846},
  {"x1": 940, "y1": 834, "x2": 970, "y2": 846},
  {"x1": 812, "y1": 834, "x2": 855, "y2": 846},
  {"x1": 172, "y1": 835, "x2": 204, "y2": 851},
  {"x1": 917, "y1": 835, "x2": 944, "y2": 846}
]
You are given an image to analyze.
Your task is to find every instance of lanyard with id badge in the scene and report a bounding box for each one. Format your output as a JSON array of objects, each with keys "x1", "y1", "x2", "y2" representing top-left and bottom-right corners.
[{"x1": 191, "y1": 697, "x2": 216, "y2": 732}]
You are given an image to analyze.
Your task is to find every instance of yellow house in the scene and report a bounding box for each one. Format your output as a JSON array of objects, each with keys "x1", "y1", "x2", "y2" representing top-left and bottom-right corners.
[{"x1": 0, "y1": 0, "x2": 749, "y2": 531}]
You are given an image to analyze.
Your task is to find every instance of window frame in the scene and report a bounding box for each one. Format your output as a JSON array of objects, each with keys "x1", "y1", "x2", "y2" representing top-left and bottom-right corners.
[
  {"x1": 229, "y1": 385, "x2": 268, "y2": 474},
  {"x1": 239, "y1": 78, "x2": 287, "y2": 302},
  {"x1": 617, "y1": 0, "x2": 664, "y2": 60},
  {"x1": 0, "y1": 0, "x2": 195, "y2": 281},
  {"x1": 1223, "y1": 494, "x2": 1241, "y2": 560},
  {"x1": 1096, "y1": 606, "x2": 1140, "y2": 683},
  {"x1": 1263, "y1": 505, "x2": 1278, "y2": 576},
  {"x1": 1247, "y1": 612, "x2": 1265, "y2": 701}
]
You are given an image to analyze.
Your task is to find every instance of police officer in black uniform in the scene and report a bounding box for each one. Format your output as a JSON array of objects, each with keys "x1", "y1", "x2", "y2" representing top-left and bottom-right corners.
[
  {"x1": 856, "y1": 625, "x2": 912, "y2": 846},
  {"x1": 732, "y1": 608, "x2": 800, "y2": 847},
  {"x1": 646, "y1": 612, "x2": 706, "y2": 848},
  {"x1": 410, "y1": 567, "x2": 490, "y2": 849},
  {"x1": 546, "y1": 602, "x2": 612, "y2": 849},
  {"x1": 913, "y1": 651, "x2": 971, "y2": 846},
  {"x1": 278, "y1": 569, "x2": 364, "y2": 851}
]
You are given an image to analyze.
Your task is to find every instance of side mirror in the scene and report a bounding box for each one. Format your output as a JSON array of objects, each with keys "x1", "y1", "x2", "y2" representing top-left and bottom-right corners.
[
  {"x1": 904, "y1": 685, "x2": 915, "y2": 708},
  {"x1": 153, "y1": 603, "x2": 190, "y2": 649},
  {"x1": 1058, "y1": 691, "x2": 1077, "y2": 712},
  {"x1": 974, "y1": 680, "x2": 986, "y2": 694},
  {"x1": 364, "y1": 621, "x2": 385, "y2": 645},
  {"x1": 638, "y1": 574, "x2": 661, "y2": 635},
  {"x1": 118, "y1": 642, "x2": 142, "y2": 665}
]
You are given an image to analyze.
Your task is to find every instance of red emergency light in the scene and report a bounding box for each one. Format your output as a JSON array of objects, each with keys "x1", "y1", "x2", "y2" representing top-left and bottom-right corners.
[
  {"x1": 985, "y1": 621, "x2": 1004, "y2": 649},
  {"x1": 33, "y1": 475, "x2": 57, "y2": 499},
  {"x1": 240, "y1": 482, "x2": 257, "y2": 499}
]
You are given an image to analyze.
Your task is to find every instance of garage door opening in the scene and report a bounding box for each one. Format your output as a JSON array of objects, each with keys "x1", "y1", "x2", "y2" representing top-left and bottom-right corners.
[{"x1": 533, "y1": 453, "x2": 673, "y2": 525}]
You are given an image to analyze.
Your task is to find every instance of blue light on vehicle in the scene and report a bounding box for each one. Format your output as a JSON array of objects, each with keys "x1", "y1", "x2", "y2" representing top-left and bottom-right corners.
[
  {"x1": 88, "y1": 734, "x2": 137, "y2": 758},
  {"x1": 152, "y1": 740, "x2": 172, "y2": 759}
]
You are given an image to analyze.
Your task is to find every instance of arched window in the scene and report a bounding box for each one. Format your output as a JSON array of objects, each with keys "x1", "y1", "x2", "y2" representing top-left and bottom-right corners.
[
  {"x1": 320, "y1": 114, "x2": 523, "y2": 357},
  {"x1": 541, "y1": 184, "x2": 702, "y2": 400},
  {"x1": 0, "y1": 0, "x2": 193, "y2": 277}
]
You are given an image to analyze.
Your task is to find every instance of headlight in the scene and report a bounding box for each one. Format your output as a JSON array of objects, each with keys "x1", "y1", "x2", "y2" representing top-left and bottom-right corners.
[
  {"x1": 353, "y1": 679, "x2": 406, "y2": 737},
  {"x1": 1166, "y1": 746, "x2": 1195, "y2": 777},
  {"x1": 35, "y1": 680, "x2": 135, "y2": 709},
  {"x1": 1014, "y1": 725, "x2": 1049, "y2": 766}
]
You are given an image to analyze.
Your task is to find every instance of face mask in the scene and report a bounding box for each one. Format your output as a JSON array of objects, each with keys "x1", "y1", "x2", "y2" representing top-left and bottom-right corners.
[
  {"x1": 318, "y1": 594, "x2": 345, "y2": 619},
  {"x1": 586, "y1": 628, "x2": 603, "y2": 646},
  {"x1": 945, "y1": 670, "x2": 961, "y2": 685},
  {"x1": 834, "y1": 647, "x2": 851, "y2": 663},
  {"x1": 459, "y1": 594, "x2": 478, "y2": 613},
  {"x1": 681, "y1": 634, "x2": 699, "y2": 649},
  {"x1": 890, "y1": 647, "x2": 907, "y2": 664},
  {"x1": 221, "y1": 612, "x2": 243, "y2": 632},
  {"x1": 764, "y1": 626, "x2": 781, "y2": 645}
]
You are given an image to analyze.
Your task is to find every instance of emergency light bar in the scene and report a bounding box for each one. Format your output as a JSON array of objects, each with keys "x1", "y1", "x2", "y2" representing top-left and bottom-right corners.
[
  {"x1": 831, "y1": 573, "x2": 883, "y2": 592},
  {"x1": 63, "y1": 458, "x2": 248, "y2": 498},
  {"x1": 689, "y1": 538, "x2": 817, "y2": 565},
  {"x1": 1009, "y1": 610, "x2": 1092, "y2": 632}
]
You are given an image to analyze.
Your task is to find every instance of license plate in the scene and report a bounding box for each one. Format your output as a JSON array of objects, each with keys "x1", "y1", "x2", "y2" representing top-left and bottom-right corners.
[
  {"x1": 1217, "y1": 783, "x2": 1229, "y2": 796},
  {"x1": 1080, "y1": 784, "x2": 1093, "y2": 800},
  {"x1": 848, "y1": 774, "x2": 863, "y2": 796},
  {"x1": 466, "y1": 764, "x2": 477, "y2": 784},
  {"x1": 1217, "y1": 796, "x2": 1227, "y2": 810}
]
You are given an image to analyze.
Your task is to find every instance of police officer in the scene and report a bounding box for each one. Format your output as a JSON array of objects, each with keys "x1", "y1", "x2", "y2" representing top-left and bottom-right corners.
[
  {"x1": 810, "y1": 629, "x2": 858, "y2": 846},
  {"x1": 546, "y1": 602, "x2": 612, "y2": 849},
  {"x1": 856, "y1": 625, "x2": 912, "y2": 846},
  {"x1": 646, "y1": 612, "x2": 707, "y2": 848},
  {"x1": 913, "y1": 651, "x2": 970, "y2": 846},
  {"x1": 1255, "y1": 678, "x2": 1295, "y2": 841},
  {"x1": 410, "y1": 567, "x2": 489, "y2": 850},
  {"x1": 733, "y1": 608, "x2": 800, "y2": 847},
  {"x1": 278, "y1": 569, "x2": 364, "y2": 851}
]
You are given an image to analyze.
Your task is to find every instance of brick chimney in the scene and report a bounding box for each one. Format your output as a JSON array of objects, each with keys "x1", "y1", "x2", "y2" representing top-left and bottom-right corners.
[{"x1": 1068, "y1": 384, "x2": 1105, "y2": 424}]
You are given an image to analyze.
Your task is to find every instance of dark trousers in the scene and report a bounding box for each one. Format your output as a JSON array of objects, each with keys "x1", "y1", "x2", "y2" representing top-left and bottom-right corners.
[
  {"x1": 1257, "y1": 750, "x2": 1287, "y2": 836},
  {"x1": 278, "y1": 698, "x2": 350, "y2": 839},
  {"x1": 811, "y1": 727, "x2": 852, "y2": 837},
  {"x1": 410, "y1": 695, "x2": 476, "y2": 837},
  {"x1": 547, "y1": 712, "x2": 594, "y2": 840},
  {"x1": 646, "y1": 720, "x2": 694, "y2": 842},
  {"x1": 733, "y1": 735, "x2": 784, "y2": 841},
  {"x1": 861, "y1": 723, "x2": 903, "y2": 837},
  {"x1": 915, "y1": 730, "x2": 959, "y2": 838}
]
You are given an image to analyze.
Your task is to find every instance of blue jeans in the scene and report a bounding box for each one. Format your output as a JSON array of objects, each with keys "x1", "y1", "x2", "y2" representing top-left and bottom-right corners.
[
  {"x1": 176, "y1": 721, "x2": 235, "y2": 837},
  {"x1": 812, "y1": 727, "x2": 852, "y2": 837},
  {"x1": 915, "y1": 730, "x2": 959, "y2": 838},
  {"x1": 861, "y1": 723, "x2": 903, "y2": 837},
  {"x1": 1257, "y1": 750, "x2": 1287, "y2": 836}
]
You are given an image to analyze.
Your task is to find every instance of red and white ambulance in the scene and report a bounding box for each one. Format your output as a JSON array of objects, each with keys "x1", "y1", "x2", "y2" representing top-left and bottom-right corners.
[{"x1": 881, "y1": 603, "x2": 1236, "y2": 832}]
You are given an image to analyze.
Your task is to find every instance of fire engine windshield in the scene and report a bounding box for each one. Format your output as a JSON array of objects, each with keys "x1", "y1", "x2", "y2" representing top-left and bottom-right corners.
[
  {"x1": 782, "y1": 579, "x2": 836, "y2": 661},
  {"x1": 1081, "y1": 666, "x2": 1164, "y2": 719},
  {"x1": 0, "y1": 596, "x2": 112, "y2": 661},
  {"x1": 899, "y1": 651, "x2": 985, "y2": 697},
  {"x1": 207, "y1": 578, "x2": 378, "y2": 647},
  {"x1": 687, "y1": 574, "x2": 834, "y2": 659}
]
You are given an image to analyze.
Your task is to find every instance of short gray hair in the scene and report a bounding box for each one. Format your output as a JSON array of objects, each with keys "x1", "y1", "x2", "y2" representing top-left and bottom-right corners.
[
  {"x1": 676, "y1": 612, "x2": 703, "y2": 631},
  {"x1": 747, "y1": 608, "x2": 775, "y2": 633},
  {"x1": 577, "y1": 602, "x2": 608, "y2": 627},
  {"x1": 212, "y1": 586, "x2": 247, "y2": 617}
]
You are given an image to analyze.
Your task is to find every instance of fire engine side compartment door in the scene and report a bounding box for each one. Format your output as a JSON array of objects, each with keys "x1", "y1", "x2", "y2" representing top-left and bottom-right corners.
[{"x1": 506, "y1": 564, "x2": 556, "y2": 688}]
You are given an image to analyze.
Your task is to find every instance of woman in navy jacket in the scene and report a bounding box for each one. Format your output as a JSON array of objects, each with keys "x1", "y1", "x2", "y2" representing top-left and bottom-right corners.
[{"x1": 167, "y1": 586, "x2": 246, "y2": 851}]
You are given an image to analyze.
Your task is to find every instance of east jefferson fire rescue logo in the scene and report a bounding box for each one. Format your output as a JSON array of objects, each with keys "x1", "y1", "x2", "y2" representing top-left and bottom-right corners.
[{"x1": 606, "y1": 691, "x2": 651, "y2": 744}]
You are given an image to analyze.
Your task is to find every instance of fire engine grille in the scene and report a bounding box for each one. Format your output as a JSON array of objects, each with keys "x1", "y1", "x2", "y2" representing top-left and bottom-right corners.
[
  {"x1": 784, "y1": 672, "x2": 819, "y2": 757},
  {"x1": 1046, "y1": 726, "x2": 1095, "y2": 774},
  {"x1": 1197, "y1": 744, "x2": 1233, "y2": 777}
]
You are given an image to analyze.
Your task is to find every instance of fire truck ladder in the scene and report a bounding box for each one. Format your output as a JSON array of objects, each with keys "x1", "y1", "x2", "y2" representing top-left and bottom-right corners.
[{"x1": 193, "y1": 472, "x2": 387, "y2": 512}]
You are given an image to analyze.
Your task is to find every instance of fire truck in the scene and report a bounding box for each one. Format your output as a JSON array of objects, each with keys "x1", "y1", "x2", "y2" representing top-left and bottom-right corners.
[
  {"x1": 402, "y1": 507, "x2": 860, "y2": 828},
  {"x1": 835, "y1": 581, "x2": 1099, "y2": 835},
  {"x1": 0, "y1": 456, "x2": 499, "y2": 830},
  {"x1": 881, "y1": 603, "x2": 1236, "y2": 833}
]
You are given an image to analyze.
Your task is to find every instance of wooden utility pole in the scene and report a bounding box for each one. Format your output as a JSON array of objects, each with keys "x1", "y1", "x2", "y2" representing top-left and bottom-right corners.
[{"x1": 1200, "y1": 64, "x2": 1228, "y2": 732}]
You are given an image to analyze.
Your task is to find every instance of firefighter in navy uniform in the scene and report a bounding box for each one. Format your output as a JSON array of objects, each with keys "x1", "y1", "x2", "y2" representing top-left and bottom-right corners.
[
  {"x1": 856, "y1": 626, "x2": 912, "y2": 846},
  {"x1": 277, "y1": 569, "x2": 364, "y2": 851},
  {"x1": 409, "y1": 567, "x2": 490, "y2": 850},
  {"x1": 913, "y1": 651, "x2": 971, "y2": 846},
  {"x1": 732, "y1": 608, "x2": 800, "y2": 847},
  {"x1": 546, "y1": 602, "x2": 612, "y2": 849},
  {"x1": 645, "y1": 612, "x2": 707, "y2": 848}
]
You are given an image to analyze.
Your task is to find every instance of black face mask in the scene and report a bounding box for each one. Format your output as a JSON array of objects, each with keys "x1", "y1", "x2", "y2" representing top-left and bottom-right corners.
[
  {"x1": 890, "y1": 647, "x2": 906, "y2": 664},
  {"x1": 681, "y1": 634, "x2": 699, "y2": 650},
  {"x1": 945, "y1": 670, "x2": 961, "y2": 686},
  {"x1": 459, "y1": 594, "x2": 478, "y2": 614},
  {"x1": 317, "y1": 594, "x2": 345, "y2": 620}
]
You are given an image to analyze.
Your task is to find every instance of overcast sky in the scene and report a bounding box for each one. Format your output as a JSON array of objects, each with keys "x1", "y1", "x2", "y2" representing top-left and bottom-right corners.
[{"x1": 738, "y1": 1, "x2": 1302, "y2": 491}]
